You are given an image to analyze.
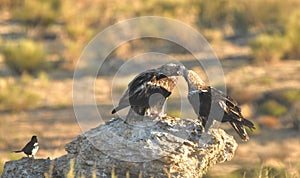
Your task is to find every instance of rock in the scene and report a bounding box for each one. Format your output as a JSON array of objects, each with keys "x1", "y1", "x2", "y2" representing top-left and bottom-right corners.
[
  {"x1": 1, "y1": 116, "x2": 238, "y2": 178},
  {"x1": 1, "y1": 157, "x2": 51, "y2": 178}
]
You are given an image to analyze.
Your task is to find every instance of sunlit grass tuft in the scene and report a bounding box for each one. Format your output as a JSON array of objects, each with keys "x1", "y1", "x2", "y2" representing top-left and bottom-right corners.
[
  {"x1": 11, "y1": 0, "x2": 60, "y2": 26},
  {"x1": 111, "y1": 167, "x2": 117, "y2": 178},
  {"x1": 0, "y1": 158, "x2": 3, "y2": 176},
  {"x1": 67, "y1": 159, "x2": 75, "y2": 178},
  {"x1": 279, "y1": 89, "x2": 300, "y2": 104},
  {"x1": 2, "y1": 39, "x2": 47, "y2": 75},
  {"x1": 205, "y1": 165, "x2": 296, "y2": 178}
]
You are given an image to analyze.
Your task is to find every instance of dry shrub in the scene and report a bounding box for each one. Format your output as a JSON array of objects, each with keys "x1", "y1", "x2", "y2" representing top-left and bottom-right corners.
[
  {"x1": 257, "y1": 115, "x2": 281, "y2": 129},
  {"x1": 258, "y1": 99, "x2": 287, "y2": 117},
  {"x1": 11, "y1": 0, "x2": 60, "y2": 26},
  {"x1": 2, "y1": 39, "x2": 47, "y2": 74},
  {"x1": 249, "y1": 34, "x2": 286, "y2": 64}
]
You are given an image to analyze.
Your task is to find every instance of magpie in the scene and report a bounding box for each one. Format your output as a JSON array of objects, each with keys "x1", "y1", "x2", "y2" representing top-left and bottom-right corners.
[{"x1": 13, "y1": 135, "x2": 39, "y2": 158}]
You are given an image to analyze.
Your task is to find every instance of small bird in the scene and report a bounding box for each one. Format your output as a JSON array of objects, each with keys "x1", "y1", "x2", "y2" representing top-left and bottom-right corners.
[
  {"x1": 183, "y1": 70, "x2": 255, "y2": 141},
  {"x1": 13, "y1": 135, "x2": 39, "y2": 158},
  {"x1": 112, "y1": 63, "x2": 185, "y2": 117}
]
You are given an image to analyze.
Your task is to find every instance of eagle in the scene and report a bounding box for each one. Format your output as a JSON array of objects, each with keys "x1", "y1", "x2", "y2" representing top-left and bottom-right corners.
[
  {"x1": 112, "y1": 63, "x2": 185, "y2": 117},
  {"x1": 183, "y1": 69, "x2": 255, "y2": 141}
]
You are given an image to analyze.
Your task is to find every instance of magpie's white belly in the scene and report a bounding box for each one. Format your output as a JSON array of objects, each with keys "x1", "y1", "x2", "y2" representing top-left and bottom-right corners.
[{"x1": 32, "y1": 143, "x2": 39, "y2": 156}]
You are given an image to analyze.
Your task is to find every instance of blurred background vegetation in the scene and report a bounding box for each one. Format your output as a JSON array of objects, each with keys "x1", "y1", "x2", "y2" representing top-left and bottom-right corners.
[
  {"x1": 0, "y1": 0, "x2": 299, "y2": 72},
  {"x1": 0, "y1": 0, "x2": 300, "y2": 177}
]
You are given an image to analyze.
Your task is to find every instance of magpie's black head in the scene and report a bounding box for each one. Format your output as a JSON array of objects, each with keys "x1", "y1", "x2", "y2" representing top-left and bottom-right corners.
[
  {"x1": 31, "y1": 135, "x2": 38, "y2": 142},
  {"x1": 158, "y1": 63, "x2": 186, "y2": 77}
]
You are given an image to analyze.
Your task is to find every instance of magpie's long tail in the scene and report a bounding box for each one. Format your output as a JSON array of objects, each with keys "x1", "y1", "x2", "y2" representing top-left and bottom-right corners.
[{"x1": 13, "y1": 150, "x2": 23, "y2": 153}]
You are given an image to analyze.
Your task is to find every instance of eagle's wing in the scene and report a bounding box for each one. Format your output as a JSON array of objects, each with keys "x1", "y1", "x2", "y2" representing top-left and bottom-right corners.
[
  {"x1": 211, "y1": 87, "x2": 243, "y2": 119},
  {"x1": 211, "y1": 87, "x2": 255, "y2": 141},
  {"x1": 112, "y1": 63, "x2": 183, "y2": 115},
  {"x1": 129, "y1": 74, "x2": 173, "y2": 108},
  {"x1": 212, "y1": 87, "x2": 255, "y2": 128},
  {"x1": 112, "y1": 70, "x2": 170, "y2": 114}
]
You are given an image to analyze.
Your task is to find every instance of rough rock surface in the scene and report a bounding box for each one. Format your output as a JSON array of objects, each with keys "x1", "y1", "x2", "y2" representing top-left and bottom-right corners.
[
  {"x1": 2, "y1": 157, "x2": 51, "y2": 178},
  {"x1": 2, "y1": 116, "x2": 238, "y2": 178}
]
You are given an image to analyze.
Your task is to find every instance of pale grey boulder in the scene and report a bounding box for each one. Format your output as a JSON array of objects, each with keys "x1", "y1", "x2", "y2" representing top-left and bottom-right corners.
[{"x1": 2, "y1": 116, "x2": 237, "y2": 178}]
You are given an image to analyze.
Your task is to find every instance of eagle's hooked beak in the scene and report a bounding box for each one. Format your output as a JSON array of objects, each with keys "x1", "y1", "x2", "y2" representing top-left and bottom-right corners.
[{"x1": 176, "y1": 65, "x2": 186, "y2": 76}]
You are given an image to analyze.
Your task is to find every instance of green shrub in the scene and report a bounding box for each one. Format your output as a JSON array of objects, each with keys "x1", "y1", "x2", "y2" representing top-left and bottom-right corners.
[
  {"x1": 197, "y1": 0, "x2": 299, "y2": 36},
  {"x1": 259, "y1": 100, "x2": 287, "y2": 117},
  {"x1": 2, "y1": 39, "x2": 47, "y2": 74},
  {"x1": 197, "y1": 0, "x2": 233, "y2": 29},
  {"x1": 0, "y1": 76, "x2": 40, "y2": 112},
  {"x1": 249, "y1": 34, "x2": 286, "y2": 63},
  {"x1": 285, "y1": 11, "x2": 300, "y2": 59},
  {"x1": 279, "y1": 89, "x2": 300, "y2": 104},
  {"x1": 11, "y1": 0, "x2": 60, "y2": 26},
  {"x1": 250, "y1": 9, "x2": 300, "y2": 63}
]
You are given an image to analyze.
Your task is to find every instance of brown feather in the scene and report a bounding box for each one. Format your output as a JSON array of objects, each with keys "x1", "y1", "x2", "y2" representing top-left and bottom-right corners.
[
  {"x1": 147, "y1": 76, "x2": 178, "y2": 92},
  {"x1": 186, "y1": 70, "x2": 207, "y2": 90}
]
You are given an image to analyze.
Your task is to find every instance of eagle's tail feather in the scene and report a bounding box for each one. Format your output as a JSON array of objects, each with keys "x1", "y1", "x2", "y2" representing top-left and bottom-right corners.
[
  {"x1": 242, "y1": 118, "x2": 255, "y2": 131},
  {"x1": 230, "y1": 121, "x2": 249, "y2": 141}
]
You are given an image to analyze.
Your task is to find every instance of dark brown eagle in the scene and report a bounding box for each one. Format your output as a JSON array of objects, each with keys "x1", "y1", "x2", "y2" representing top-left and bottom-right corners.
[
  {"x1": 112, "y1": 63, "x2": 185, "y2": 117},
  {"x1": 183, "y1": 69, "x2": 255, "y2": 141}
]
